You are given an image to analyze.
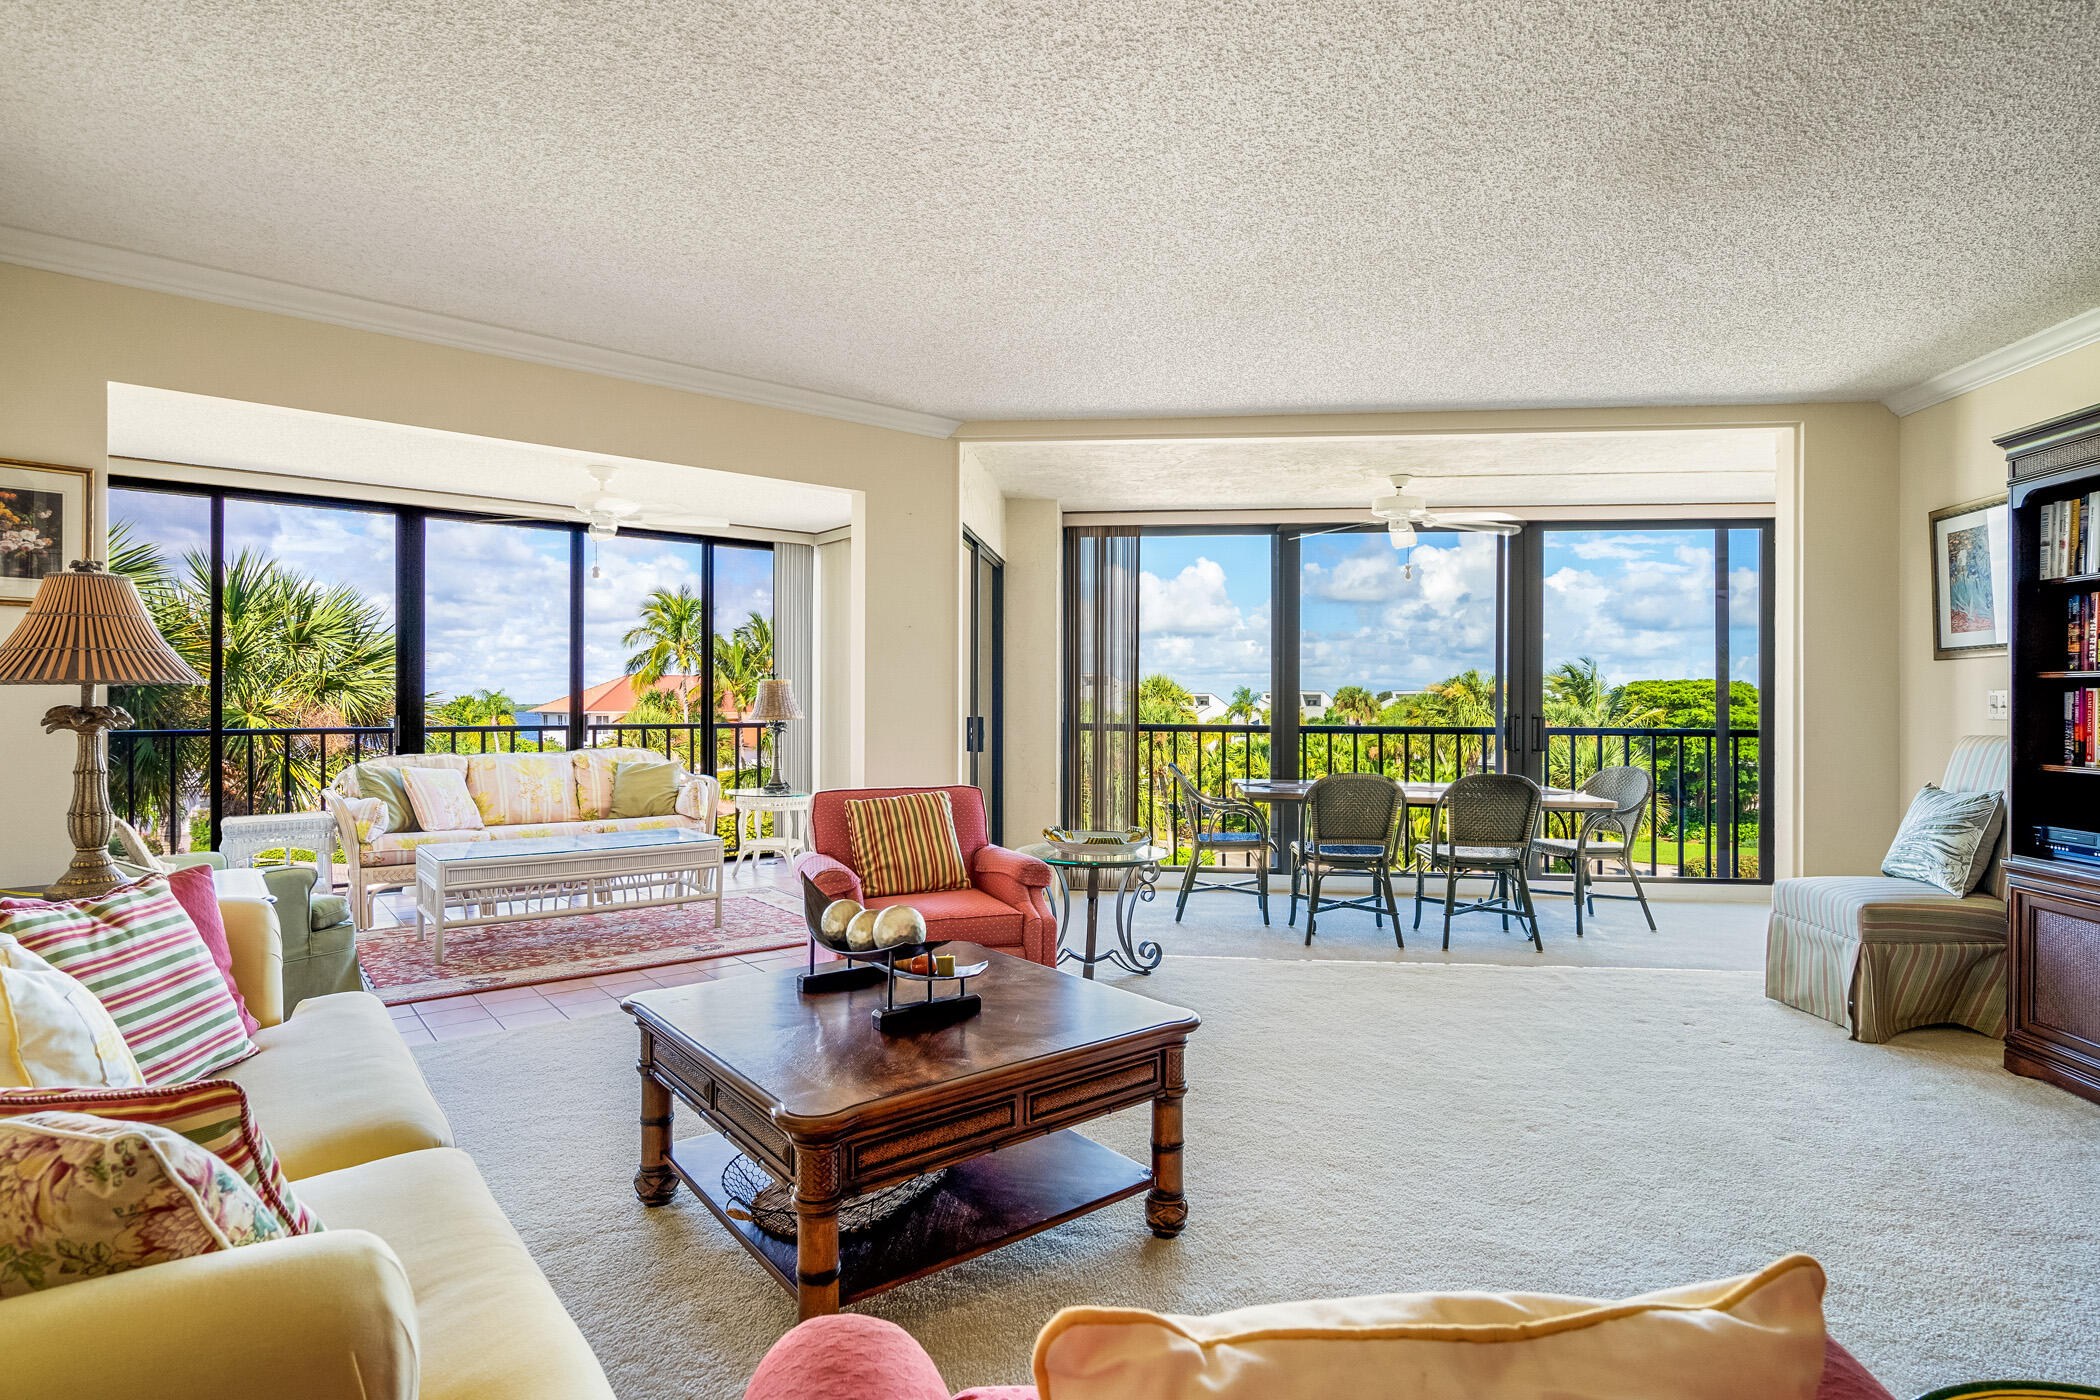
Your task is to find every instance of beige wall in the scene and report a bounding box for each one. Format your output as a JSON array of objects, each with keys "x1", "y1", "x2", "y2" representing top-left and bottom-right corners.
[
  {"x1": 0, "y1": 262, "x2": 961, "y2": 885},
  {"x1": 1000, "y1": 497, "x2": 1064, "y2": 843},
  {"x1": 815, "y1": 535, "x2": 854, "y2": 790},
  {"x1": 1895, "y1": 340, "x2": 2100, "y2": 795},
  {"x1": 966, "y1": 402, "x2": 1904, "y2": 880}
]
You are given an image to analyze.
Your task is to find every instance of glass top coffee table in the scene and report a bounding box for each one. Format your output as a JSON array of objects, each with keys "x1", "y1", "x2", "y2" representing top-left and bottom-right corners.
[{"x1": 1017, "y1": 842, "x2": 1171, "y2": 979}]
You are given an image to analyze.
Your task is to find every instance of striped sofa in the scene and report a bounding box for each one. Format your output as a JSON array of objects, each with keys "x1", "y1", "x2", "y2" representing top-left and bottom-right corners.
[{"x1": 1765, "y1": 735, "x2": 2009, "y2": 1043}]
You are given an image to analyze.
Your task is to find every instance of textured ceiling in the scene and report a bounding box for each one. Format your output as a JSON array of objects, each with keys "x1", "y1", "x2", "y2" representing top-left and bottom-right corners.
[
  {"x1": 108, "y1": 384, "x2": 854, "y2": 533},
  {"x1": 6, "y1": 3, "x2": 2100, "y2": 422},
  {"x1": 965, "y1": 428, "x2": 1783, "y2": 511}
]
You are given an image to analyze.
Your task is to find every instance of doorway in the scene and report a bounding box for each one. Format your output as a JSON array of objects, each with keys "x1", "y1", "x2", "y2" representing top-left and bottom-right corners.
[{"x1": 965, "y1": 532, "x2": 1004, "y2": 842}]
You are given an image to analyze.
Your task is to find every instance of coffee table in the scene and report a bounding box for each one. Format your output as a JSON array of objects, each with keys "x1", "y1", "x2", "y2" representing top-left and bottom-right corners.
[
  {"x1": 624, "y1": 944, "x2": 1199, "y2": 1319},
  {"x1": 413, "y1": 828, "x2": 723, "y2": 968}
]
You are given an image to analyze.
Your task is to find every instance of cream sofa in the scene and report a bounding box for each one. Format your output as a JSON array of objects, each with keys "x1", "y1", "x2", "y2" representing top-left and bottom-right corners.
[
  {"x1": 323, "y1": 746, "x2": 721, "y2": 928},
  {"x1": 0, "y1": 870, "x2": 615, "y2": 1400}
]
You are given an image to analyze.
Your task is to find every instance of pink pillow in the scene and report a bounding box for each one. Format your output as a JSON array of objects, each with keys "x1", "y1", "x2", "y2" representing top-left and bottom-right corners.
[{"x1": 167, "y1": 864, "x2": 260, "y2": 1036}]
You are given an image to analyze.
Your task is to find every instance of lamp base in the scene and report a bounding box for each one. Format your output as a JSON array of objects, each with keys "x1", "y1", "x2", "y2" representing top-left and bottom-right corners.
[
  {"x1": 47, "y1": 851, "x2": 127, "y2": 902},
  {"x1": 41, "y1": 698, "x2": 131, "y2": 902},
  {"x1": 760, "y1": 781, "x2": 794, "y2": 796}
]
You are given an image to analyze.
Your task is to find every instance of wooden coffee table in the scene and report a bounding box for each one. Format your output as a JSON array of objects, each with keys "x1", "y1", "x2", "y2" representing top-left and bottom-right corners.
[{"x1": 623, "y1": 944, "x2": 1199, "y2": 1319}]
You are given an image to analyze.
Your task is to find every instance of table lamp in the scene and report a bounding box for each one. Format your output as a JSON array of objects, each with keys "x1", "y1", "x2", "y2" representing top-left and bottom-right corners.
[
  {"x1": 749, "y1": 678, "x2": 803, "y2": 795},
  {"x1": 0, "y1": 560, "x2": 205, "y2": 897}
]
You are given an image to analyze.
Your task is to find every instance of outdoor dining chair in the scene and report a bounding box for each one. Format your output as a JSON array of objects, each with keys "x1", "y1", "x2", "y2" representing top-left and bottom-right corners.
[
  {"x1": 1529, "y1": 765, "x2": 1657, "y2": 937},
  {"x1": 1290, "y1": 773, "x2": 1404, "y2": 947},
  {"x1": 1164, "y1": 762, "x2": 1275, "y2": 924},
  {"x1": 1413, "y1": 771, "x2": 1545, "y2": 951}
]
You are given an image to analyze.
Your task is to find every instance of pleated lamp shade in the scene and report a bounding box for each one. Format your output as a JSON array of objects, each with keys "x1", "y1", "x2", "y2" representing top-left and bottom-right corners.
[
  {"x1": 749, "y1": 678, "x2": 803, "y2": 722},
  {"x1": 0, "y1": 561, "x2": 203, "y2": 687}
]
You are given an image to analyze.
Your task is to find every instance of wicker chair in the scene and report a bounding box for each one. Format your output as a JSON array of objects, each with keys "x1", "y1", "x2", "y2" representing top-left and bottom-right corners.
[
  {"x1": 1529, "y1": 766, "x2": 1656, "y2": 937},
  {"x1": 1289, "y1": 774, "x2": 1404, "y2": 948},
  {"x1": 1164, "y1": 763, "x2": 1274, "y2": 924},
  {"x1": 1413, "y1": 772, "x2": 1545, "y2": 951}
]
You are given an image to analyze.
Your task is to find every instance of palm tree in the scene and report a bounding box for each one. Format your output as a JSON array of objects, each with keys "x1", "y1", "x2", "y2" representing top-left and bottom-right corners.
[
  {"x1": 710, "y1": 610, "x2": 773, "y2": 717},
  {"x1": 1544, "y1": 656, "x2": 1667, "y2": 729},
  {"x1": 1326, "y1": 685, "x2": 1379, "y2": 725},
  {"x1": 1222, "y1": 685, "x2": 1264, "y2": 725},
  {"x1": 1413, "y1": 669, "x2": 1498, "y2": 728},
  {"x1": 622, "y1": 587, "x2": 708, "y2": 724},
  {"x1": 430, "y1": 689, "x2": 518, "y2": 727},
  {"x1": 1137, "y1": 673, "x2": 1198, "y2": 725}
]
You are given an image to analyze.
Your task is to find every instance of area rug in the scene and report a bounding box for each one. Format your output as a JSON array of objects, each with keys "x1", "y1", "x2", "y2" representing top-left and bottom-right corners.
[
  {"x1": 410, "y1": 958, "x2": 2100, "y2": 1399},
  {"x1": 362, "y1": 894, "x2": 805, "y2": 1003}
]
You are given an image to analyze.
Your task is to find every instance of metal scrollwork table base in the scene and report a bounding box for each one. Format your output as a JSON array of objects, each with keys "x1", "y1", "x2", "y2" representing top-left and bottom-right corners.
[{"x1": 1019, "y1": 843, "x2": 1169, "y2": 978}]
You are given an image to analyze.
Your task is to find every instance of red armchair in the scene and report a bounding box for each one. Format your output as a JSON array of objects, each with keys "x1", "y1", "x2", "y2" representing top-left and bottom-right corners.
[{"x1": 794, "y1": 786, "x2": 1059, "y2": 967}]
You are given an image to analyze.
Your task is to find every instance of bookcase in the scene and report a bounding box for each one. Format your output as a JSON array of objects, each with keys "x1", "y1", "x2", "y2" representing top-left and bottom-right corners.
[{"x1": 1999, "y1": 402, "x2": 2100, "y2": 1104}]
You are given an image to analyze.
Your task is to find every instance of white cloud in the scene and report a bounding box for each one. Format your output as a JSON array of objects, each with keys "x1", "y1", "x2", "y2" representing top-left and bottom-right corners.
[
  {"x1": 1564, "y1": 534, "x2": 1660, "y2": 561},
  {"x1": 1140, "y1": 557, "x2": 1246, "y2": 636}
]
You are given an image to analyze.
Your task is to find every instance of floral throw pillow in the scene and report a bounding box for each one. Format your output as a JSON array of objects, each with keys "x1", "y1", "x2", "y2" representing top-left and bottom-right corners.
[
  {"x1": 0, "y1": 1110, "x2": 287, "y2": 1297},
  {"x1": 399, "y1": 765, "x2": 485, "y2": 832},
  {"x1": 339, "y1": 795, "x2": 393, "y2": 845},
  {"x1": 467, "y1": 751, "x2": 580, "y2": 826},
  {"x1": 1881, "y1": 784, "x2": 2004, "y2": 895}
]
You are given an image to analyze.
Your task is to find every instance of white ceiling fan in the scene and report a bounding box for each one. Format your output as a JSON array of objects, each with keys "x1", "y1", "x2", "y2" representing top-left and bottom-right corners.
[
  {"x1": 1297, "y1": 474, "x2": 1521, "y2": 577},
  {"x1": 484, "y1": 463, "x2": 727, "y2": 539}
]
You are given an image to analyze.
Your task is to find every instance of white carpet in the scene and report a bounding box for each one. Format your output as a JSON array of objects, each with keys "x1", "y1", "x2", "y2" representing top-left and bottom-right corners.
[{"x1": 412, "y1": 957, "x2": 2100, "y2": 1399}]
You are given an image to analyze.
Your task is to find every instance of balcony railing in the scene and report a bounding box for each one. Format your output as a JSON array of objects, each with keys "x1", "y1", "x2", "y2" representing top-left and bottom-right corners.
[
  {"x1": 1135, "y1": 720, "x2": 1762, "y2": 881},
  {"x1": 109, "y1": 720, "x2": 772, "y2": 858}
]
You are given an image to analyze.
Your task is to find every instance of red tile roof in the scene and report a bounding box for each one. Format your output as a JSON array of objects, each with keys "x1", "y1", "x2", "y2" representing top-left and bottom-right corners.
[{"x1": 531, "y1": 674, "x2": 705, "y2": 715}]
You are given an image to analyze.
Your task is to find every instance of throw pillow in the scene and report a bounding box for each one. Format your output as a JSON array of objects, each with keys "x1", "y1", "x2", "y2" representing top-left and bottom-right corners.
[
  {"x1": 0, "y1": 1110, "x2": 287, "y2": 1297},
  {"x1": 467, "y1": 751, "x2": 581, "y2": 826},
  {"x1": 357, "y1": 764, "x2": 420, "y2": 833},
  {"x1": 0, "y1": 1079, "x2": 323, "y2": 1235},
  {"x1": 844, "y1": 791, "x2": 971, "y2": 898},
  {"x1": 399, "y1": 765, "x2": 485, "y2": 832},
  {"x1": 0, "y1": 935, "x2": 143, "y2": 1089},
  {"x1": 610, "y1": 758, "x2": 681, "y2": 818},
  {"x1": 165, "y1": 863, "x2": 260, "y2": 1035},
  {"x1": 1881, "y1": 784, "x2": 2004, "y2": 895},
  {"x1": 0, "y1": 878, "x2": 257, "y2": 1083},
  {"x1": 1034, "y1": 1254, "x2": 1829, "y2": 1400},
  {"x1": 338, "y1": 795, "x2": 393, "y2": 845}
]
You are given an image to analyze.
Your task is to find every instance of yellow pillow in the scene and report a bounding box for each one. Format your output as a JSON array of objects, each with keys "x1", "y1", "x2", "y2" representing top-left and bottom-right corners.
[
  {"x1": 0, "y1": 934, "x2": 145, "y2": 1088},
  {"x1": 1034, "y1": 1254, "x2": 1827, "y2": 1400},
  {"x1": 399, "y1": 765, "x2": 485, "y2": 832}
]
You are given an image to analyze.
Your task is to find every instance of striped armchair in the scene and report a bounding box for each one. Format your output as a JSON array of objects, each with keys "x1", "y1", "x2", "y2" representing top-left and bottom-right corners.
[{"x1": 1765, "y1": 735, "x2": 2010, "y2": 1043}]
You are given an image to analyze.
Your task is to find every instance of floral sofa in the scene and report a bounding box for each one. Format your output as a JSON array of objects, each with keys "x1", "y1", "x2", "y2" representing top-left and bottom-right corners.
[{"x1": 322, "y1": 748, "x2": 719, "y2": 928}]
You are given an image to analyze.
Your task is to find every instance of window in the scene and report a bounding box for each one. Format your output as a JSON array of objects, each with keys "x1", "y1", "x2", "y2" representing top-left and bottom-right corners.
[{"x1": 424, "y1": 517, "x2": 571, "y2": 752}]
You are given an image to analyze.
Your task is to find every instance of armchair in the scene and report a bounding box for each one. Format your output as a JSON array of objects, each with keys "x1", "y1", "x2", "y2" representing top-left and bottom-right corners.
[{"x1": 795, "y1": 786, "x2": 1058, "y2": 966}]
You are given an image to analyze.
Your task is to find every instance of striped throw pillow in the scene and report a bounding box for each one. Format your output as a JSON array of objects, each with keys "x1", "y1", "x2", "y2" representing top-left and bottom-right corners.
[
  {"x1": 0, "y1": 1079, "x2": 323, "y2": 1235},
  {"x1": 0, "y1": 878, "x2": 257, "y2": 1083},
  {"x1": 845, "y1": 791, "x2": 971, "y2": 898}
]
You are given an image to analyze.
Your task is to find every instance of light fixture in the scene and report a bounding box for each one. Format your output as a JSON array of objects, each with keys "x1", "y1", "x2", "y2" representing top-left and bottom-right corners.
[{"x1": 747, "y1": 678, "x2": 804, "y2": 795}]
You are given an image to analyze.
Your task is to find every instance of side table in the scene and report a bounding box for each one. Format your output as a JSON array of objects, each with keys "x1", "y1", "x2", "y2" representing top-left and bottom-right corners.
[
  {"x1": 724, "y1": 790, "x2": 813, "y2": 877},
  {"x1": 219, "y1": 811, "x2": 337, "y2": 889},
  {"x1": 1017, "y1": 842, "x2": 1168, "y2": 979}
]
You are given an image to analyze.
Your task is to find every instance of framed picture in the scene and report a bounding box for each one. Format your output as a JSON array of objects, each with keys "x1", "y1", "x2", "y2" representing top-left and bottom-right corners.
[
  {"x1": 1929, "y1": 494, "x2": 2010, "y2": 659},
  {"x1": 0, "y1": 459, "x2": 93, "y2": 606}
]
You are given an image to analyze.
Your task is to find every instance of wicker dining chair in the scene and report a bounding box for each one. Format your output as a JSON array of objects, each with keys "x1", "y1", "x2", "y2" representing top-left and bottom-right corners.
[
  {"x1": 1164, "y1": 762, "x2": 1274, "y2": 925},
  {"x1": 1290, "y1": 774, "x2": 1405, "y2": 948},
  {"x1": 1413, "y1": 772, "x2": 1546, "y2": 951},
  {"x1": 1529, "y1": 765, "x2": 1656, "y2": 937}
]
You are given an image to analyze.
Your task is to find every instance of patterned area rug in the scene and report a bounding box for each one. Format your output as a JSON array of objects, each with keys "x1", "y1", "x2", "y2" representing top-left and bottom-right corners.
[{"x1": 361, "y1": 892, "x2": 806, "y2": 1004}]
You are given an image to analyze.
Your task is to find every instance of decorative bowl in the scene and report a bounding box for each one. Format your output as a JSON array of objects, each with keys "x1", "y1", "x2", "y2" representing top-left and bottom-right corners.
[{"x1": 1043, "y1": 825, "x2": 1148, "y2": 856}]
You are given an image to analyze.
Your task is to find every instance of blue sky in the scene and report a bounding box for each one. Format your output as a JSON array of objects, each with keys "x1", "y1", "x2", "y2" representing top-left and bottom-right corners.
[
  {"x1": 1139, "y1": 528, "x2": 1759, "y2": 700},
  {"x1": 114, "y1": 488, "x2": 772, "y2": 709}
]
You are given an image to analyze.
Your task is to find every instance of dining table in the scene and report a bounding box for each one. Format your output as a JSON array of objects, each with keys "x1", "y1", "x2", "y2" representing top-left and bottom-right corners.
[{"x1": 1230, "y1": 776, "x2": 1617, "y2": 872}]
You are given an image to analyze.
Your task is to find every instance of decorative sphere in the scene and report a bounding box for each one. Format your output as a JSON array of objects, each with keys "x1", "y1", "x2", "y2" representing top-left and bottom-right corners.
[
  {"x1": 872, "y1": 905, "x2": 927, "y2": 949},
  {"x1": 819, "y1": 899, "x2": 862, "y2": 947},
  {"x1": 845, "y1": 908, "x2": 881, "y2": 951}
]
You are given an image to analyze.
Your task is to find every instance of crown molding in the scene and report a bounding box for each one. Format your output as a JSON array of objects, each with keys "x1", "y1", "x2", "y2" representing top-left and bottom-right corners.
[
  {"x1": 0, "y1": 225, "x2": 962, "y2": 440},
  {"x1": 1884, "y1": 305, "x2": 2100, "y2": 417}
]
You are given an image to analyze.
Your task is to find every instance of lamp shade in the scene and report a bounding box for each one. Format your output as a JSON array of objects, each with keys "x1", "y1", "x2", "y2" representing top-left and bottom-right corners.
[
  {"x1": 748, "y1": 677, "x2": 803, "y2": 723},
  {"x1": 0, "y1": 561, "x2": 204, "y2": 687}
]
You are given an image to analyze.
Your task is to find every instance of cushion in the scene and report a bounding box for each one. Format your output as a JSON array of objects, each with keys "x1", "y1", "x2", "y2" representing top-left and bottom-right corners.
[
  {"x1": 337, "y1": 795, "x2": 394, "y2": 845},
  {"x1": 0, "y1": 933, "x2": 143, "y2": 1088},
  {"x1": 297, "y1": 1147, "x2": 615, "y2": 1400},
  {"x1": 573, "y1": 746, "x2": 671, "y2": 820},
  {"x1": 357, "y1": 763, "x2": 421, "y2": 833},
  {"x1": 675, "y1": 772, "x2": 715, "y2": 822},
  {"x1": 221, "y1": 992, "x2": 454, "y2": 1179},
  {"x1": 846, "y1": 791, "x2": 972, "y2": 898},
  {"x1": 166, "y1": 863, "x2": 260, "y2": 1035},
  {"x1": 308, "y1": 892, "x2": 353, "y2": 931},
  {"x1": 400, "y1": 766, "x2": 485, "y2": 833},
  {"x1": 0, "y1": 1079, "x2": 322, "y2": 1234},
  {"x1": 355, "y1": 816, "x2": 699, "y2": 867},
  {"x1": 866, "y1": 888, "x2": 1025, "y2": 945},
  {"x1": 610, "y1": 758, "x2": 681, "y2": 818},
  {"x1": 1033, "y1": 1253, "x2": 1828, "y2": 1400},
  {"x1": 1881, "y1": 785, "x2": 2004, "y2": 894},
  {"x1": 0, "y1": 878, "x2": 257, "y2": 1083},
  {"x1": 466, "y1": 751, "x2": 580, "y2": 827}
]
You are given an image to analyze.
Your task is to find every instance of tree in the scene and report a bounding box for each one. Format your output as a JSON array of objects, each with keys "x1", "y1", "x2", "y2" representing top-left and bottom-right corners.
[
  {"x1": 1544, "y1": 657, "x2": 1666, "y2": 729},
  {"x1": 430, "y1": 688, "x2": 518, "y2": 727},
  {"x1": 711, "y1": 609, "x2": 773, "y2": 717},
  {"x1": 1412, "y1": 669, "x2": 1498, "y2": 728},
  {"x1": 1137, "y1": 673, "x2": 1198, "y2": 725},
  {"x1": 1222, "y1": 685, "x2": 1264, "y2": 724},
  {"x1": 1326, "y1": 685, "x2": 1379, "y2": 725},
  {"x1": 1612, "y1": 678, "x2": 1759, "y2": 731},
  {"x1": 622, "y1": 587, "x2": 708, "y2": 723}
]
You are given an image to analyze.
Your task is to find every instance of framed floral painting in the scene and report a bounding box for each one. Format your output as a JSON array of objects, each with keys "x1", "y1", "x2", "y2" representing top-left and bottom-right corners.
[
  {"x1": 1929, "y1": 493, "x2": 2009, "y2": 658},
  {"x1": 0, "y1": 459, "x2": 93, "y2": 606}
]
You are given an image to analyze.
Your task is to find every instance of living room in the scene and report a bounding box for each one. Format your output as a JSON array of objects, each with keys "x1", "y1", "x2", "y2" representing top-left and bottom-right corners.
[{"x1": 1, "y1": 5, "x2": 2097, "y2": 1400}]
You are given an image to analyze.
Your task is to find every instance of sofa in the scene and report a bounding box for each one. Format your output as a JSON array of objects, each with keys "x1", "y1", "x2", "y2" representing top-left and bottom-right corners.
[
  {"x1": 796, "y1": 785, "x2": 1059, "y2": 965},
  {"x1": 1766, "y1": 735, "x2": 2010, "y2": 1043},
  {"x1": 0, "y1": 871, "x2": 615, "y2": 1400},
  {"x1": 324, "y1": 747, "x2": 721, "y2": 928}
]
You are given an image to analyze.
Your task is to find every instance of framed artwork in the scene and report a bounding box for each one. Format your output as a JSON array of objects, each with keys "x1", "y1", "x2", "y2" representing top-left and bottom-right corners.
[
  {"x1": 0, "y1": 459, "x2": 94, "y2": 607},
  {"x1": 1929, "y1": 494, "x2": 2009, "y2": 659}
]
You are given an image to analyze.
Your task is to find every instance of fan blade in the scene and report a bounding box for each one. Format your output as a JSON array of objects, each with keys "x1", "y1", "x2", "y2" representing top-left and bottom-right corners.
[{"x1": 1418, "y1": 513, "x2": 1523, "y2": 535}]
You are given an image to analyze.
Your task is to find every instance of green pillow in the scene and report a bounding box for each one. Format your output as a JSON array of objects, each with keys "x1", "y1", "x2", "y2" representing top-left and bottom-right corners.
[
  {"x1": 359, "y1": 765, "x2": 420, "y2": 833},
  {"x1": 610, "y1": 759, "x2": 680, "y2": 818}
]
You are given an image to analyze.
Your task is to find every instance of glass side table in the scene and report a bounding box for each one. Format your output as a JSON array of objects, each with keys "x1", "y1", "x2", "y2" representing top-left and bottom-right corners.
[{"x1": 1017, "y1": 843, "x2": 1169, "y2": 979}]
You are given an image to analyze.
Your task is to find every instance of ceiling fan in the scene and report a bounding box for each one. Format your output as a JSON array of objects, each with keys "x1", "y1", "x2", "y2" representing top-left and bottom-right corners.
[
  {"x1": 483, "y1": 463, "x2": 727, "y2": 539},
  {"x1": 1296, "y1": 475, "x2": 1522, "y2": 578}
]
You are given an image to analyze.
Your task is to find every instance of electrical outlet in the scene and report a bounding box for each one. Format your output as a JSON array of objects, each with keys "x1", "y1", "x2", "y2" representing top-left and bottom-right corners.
[{"x1": 1986, "y1": 689, "x2": 2009, "y2": 721}]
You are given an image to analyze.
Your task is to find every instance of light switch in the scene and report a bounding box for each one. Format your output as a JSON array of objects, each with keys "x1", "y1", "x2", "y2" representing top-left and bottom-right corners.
[{"x1": 1986, "y1": 689, "x2": 2009, "y2": 721}]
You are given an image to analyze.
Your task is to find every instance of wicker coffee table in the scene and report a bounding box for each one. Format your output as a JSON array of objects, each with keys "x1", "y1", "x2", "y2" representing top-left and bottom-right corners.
[{"x1": 624, "y1": 944, "x2": 1199, "y2": 1319}]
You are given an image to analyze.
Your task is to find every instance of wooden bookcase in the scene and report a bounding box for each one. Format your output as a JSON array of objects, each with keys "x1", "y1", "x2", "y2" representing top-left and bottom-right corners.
[{"x1": 1999, "y1": 402, "x2": 2100, "y2": 1104}]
